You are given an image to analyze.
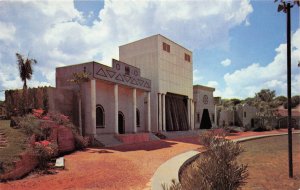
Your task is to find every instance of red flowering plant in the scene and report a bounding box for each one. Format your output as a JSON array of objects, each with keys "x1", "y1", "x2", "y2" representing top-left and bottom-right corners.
[
  {"x1": 32, "y1": 109, "x2": 45, "y2": 119},
  {"x1": 34, "y1": 140, "x2": 58, "y2": 169}
]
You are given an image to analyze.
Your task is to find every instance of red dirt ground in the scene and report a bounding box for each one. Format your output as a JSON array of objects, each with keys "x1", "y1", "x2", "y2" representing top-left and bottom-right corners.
[{"x1": 0, "y1": 129, "x2": 293, "y2": 190}]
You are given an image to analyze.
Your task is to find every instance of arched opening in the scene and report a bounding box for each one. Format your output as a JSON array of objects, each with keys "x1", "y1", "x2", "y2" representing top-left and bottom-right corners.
[
  {"x1": 136, "y1": 108, "x2": 140, "y2": 127},
  {"x1": 118, "y1": 111, "x2": 125, "y2": 134},
  {"x1": 96, "y1": 105, "x2": 105, "y2": 128},
  {"x1": 200, "y1": 109, "x2": 212, "y2": 129}
]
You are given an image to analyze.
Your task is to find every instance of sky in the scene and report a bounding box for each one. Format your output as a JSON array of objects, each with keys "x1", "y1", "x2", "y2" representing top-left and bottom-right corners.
[{"x1": 0, "y1": 0, "x2": 299, "y2": 101}]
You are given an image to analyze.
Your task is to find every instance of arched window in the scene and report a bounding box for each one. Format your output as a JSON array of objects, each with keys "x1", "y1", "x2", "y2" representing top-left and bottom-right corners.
[
  {"x1": 136, "y1": 108, "x2": 140, "y2": 127},
  {"x1": 96, "y1": 105, "x2": 105, "y2": 128}
]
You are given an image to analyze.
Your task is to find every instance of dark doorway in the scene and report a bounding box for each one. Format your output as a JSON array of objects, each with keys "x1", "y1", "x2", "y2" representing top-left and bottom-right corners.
[
  {"x1": 200, "y1": 109, "x2": 212, "y2": 129},
  {"x1": 165, "y1": 93, "x2": 189, "y2": 131},
  {"x1": 118, "y1": 111, "x2": 125, "y2": 134}
]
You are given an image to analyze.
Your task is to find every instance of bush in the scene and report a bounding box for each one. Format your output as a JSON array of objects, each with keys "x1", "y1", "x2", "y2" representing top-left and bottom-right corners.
[
  {"x1": 18, "y1": 114, "x2": 41, "y2": 137},
  {"x1": 74, "y1": 134, "x2": 89, "y2": 150},
  {"x1": 34, "y1": 140, "x2": 58, "y2": 169},
  {"x1": 162, "y1": 179, "x2": 182, "y2": 190},
  {"x1": 180, "y1": 131, "x2": 248, "y2": 190}
]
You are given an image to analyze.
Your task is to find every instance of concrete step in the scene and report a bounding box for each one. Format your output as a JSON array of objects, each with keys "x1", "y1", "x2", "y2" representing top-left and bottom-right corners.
[
  {"x1": 161, "y1": 130, "x2": 202, "y2": 139},
  {"x1": 95, "y1": 134, "x2": 123, "y2": 147}
]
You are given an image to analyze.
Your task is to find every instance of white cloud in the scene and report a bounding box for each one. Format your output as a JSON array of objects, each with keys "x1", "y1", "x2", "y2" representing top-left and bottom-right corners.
[
  {"x1": 220, "y1": 58, "x2": 232, "y2": 67},
  {"x1": 219, "y1": 28, "x2": 300, "y2": 99},
  {"x1": 0, "y1": 0, "x2": 253, "y2": 100},
  {"x1": 193, "y1": 69, "x2": 203, "y2": 84}
]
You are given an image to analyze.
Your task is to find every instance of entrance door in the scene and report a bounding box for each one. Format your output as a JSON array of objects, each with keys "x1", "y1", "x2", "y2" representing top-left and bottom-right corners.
[
  {"x1": 118, "y1": 111, "x2": 125, "y2": 134},
  {"x1": 200, "y1": 109, "x2": 212, "y2": 129},
  {"x1": 165, "y1": 93, "x2": 189, "y2": 131}
]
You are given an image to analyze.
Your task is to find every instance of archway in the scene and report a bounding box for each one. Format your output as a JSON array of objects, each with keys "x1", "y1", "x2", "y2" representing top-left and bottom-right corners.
[
  {"x1": 200, "y1": 109, "x2": 212, "y2": 129},
  {"x1": 118, "y1": 111, "x2": 125, "y2": 134}
]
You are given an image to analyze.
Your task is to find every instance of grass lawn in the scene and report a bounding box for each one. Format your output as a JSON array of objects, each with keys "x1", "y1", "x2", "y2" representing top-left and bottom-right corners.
[
  {"x1": 239, "y1": 134, "x2": 300, "y2": 190},
  {"x1": 0, "y1": 120, "x2": 28, "y2": 173}
]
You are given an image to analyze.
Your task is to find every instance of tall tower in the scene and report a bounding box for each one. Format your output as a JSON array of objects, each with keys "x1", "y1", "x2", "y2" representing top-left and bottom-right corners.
[{"x1": 119, "y1": 34, "x2": 194, "y2": 132}]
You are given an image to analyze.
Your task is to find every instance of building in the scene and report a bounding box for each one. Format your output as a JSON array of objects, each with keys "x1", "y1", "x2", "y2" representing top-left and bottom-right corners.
[
  {"x1": 193, "y1": 85, "x2": 216, "y2": 129},
  {"x1": 236, "y1": 104, "x2": 257, "y2": 128},
  {"x1": 0, "y1": 103, "x2": 6, "y2": 119},
  {"x1": 56, "y1": 59, "x2": 151, "y2": 137},
  {"x1": 119, "y1": 34, "x2": 194, "y2": 132}
]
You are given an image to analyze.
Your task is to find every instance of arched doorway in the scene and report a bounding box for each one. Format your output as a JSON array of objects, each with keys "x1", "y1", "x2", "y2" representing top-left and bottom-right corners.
[
  {"x1": 200, "y1": 109, "x2": 212, "y2": 129},
  {"x1": 118, "y1": 111, "x2": 125, "y2": 134}
]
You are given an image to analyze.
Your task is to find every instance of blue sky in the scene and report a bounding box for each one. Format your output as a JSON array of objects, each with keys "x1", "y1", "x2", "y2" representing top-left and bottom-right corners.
[{"x1": 0, "y1": 0, "x2": 299, "y2": 100}]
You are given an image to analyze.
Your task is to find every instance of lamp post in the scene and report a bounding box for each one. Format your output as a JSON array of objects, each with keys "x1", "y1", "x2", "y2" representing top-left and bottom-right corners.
[{"x1": 275, "y1": 0, "x2": 300, "y2": 178}]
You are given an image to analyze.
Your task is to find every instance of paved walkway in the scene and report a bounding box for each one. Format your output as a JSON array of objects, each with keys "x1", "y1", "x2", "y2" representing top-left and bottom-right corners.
[{"x1": 0, "y1": 129, "x2": 293, "y2": 190}]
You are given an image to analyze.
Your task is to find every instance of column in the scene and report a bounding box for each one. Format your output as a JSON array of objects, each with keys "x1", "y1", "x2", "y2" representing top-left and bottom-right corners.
[
  {"x1": 191, "y1": 99, "x2": 195, "y2": 130},
  {"x1": 133, "y1": 88, "x2": 137, "y2": 133},
  {"x1": 91, "y1": 79, "x2": 96, "y2": 137},
  {"x1": 187, "y1": 98, "x2": 191, "y2": 130},
  {"x1": 158, "y1": 93, "x2": 162, "y2": 131},
  {"x1": 162, "y1": 94, "x2": 166, "y2": 131},
  {"x1": 214, "y1": 105, "x2": 217, "y2": 127},
  {"x1": 114, "y1": 84, "x2": 119, "y2": 134},
  {"x1": 147, "y1": 92, "x2": 151, "y2": 132}
]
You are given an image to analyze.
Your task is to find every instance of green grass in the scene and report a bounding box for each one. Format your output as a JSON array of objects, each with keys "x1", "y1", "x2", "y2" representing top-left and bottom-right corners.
[
  {"x1": 239, "y1": 134, "x2": 300, "y2": 190},
  {"x1": 0, "y1": 120, "x2": 28, "y2": 173}
]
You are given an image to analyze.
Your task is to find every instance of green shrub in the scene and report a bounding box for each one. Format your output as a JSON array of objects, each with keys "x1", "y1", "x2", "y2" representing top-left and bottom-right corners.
[
  {"x1": 33, "y1": 141, "x2": 58, "y2": 169},
  {"x1": 179, "y1": 131, "x2": 248, "y2": 190},
  {"x1": 18, "y1": 114, "x2": 41, "y2": 137}
]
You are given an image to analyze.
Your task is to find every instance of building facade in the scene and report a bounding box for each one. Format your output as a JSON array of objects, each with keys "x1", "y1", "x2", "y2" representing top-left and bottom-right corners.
[
  {"x1": 193, "y1": 85, "x2": 215, "y2": 129},
  {"x1": 119, "y1": 34, "x2": 194, "y2": 132},
  {"x1": 56, "y1": 59, "x2": 151, "y2": 137}
]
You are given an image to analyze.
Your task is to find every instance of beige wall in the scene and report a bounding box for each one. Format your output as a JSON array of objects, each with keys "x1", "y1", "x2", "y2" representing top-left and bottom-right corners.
[
  {"x1": 119, "y1": 34, "x2": 193, "y2": 131},
  {"x1": 193, "y1": 86, "x2": 215, "y2": 128}
]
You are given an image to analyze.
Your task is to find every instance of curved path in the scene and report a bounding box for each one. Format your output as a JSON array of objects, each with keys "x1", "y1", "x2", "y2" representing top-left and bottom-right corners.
[{"x1": 0, "y1": 129, "x2": 293, "y2": 190}]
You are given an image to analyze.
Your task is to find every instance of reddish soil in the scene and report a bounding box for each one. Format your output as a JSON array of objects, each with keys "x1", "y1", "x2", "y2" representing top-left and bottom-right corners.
[{"x1": 0, "y1": 129, "x2": 294, "y2": 190}]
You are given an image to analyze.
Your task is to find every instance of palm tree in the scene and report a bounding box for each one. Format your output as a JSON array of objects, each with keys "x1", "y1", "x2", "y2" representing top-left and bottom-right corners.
[
  {"x1": 16, "y1": 53, "x2": 37, "y2": 90},
  {"x1": 69, "y1": 71, "x2": 90, "y2": 135},
  {"x1": 16, "y1": 53, "x2": 37, "y2": 114}
]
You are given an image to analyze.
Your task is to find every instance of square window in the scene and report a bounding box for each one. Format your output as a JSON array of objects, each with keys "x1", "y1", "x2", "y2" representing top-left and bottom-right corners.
[
  {"x1": 162, "y1": 42, "x2": 170, "y2": 53},
  {"x1": 185, "y1": 53, "x2": 191, "y2": 62}
]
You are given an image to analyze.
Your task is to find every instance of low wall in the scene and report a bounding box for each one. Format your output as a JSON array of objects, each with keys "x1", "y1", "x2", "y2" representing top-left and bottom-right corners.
[{"x1": 115, "y1": 133, "x2": 149, "y2": 144}]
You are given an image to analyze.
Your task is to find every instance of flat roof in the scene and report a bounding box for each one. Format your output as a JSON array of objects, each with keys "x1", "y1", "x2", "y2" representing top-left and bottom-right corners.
[
  {"x1": 119, "y1": 34, "x2": 192, "y2": 53},
  {"x1": 193, "y1": 84, "x2": 215, "y2": 92}
]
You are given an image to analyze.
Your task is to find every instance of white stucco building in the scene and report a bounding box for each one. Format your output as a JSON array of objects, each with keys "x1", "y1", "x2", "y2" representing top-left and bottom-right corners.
[
  {"x1": 193, "y1": 85, "x2": 216, "y2": 129},
  {"x1": 55, "y1": 34, "x2": 194, "y2": 138},
  {"x1": 119, "y1": 34, "x2": 194, "y2": 132}
]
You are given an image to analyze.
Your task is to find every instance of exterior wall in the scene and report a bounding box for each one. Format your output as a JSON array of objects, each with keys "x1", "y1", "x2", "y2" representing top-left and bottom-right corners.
[
  {"x1": 119, "y1": 34, "x2": 193, "y2": 132},
  {"x1": 56, "y1": 60, "x2": 151, "y2": 136},
  {"x1": 241, "y1": 104, "x2": 257, "y2": 127},
  {"x1": 219, "y1": 109, "x2": 234, "y2": 127},
  {"x1": 47, "y1": 87, "x2": 77, "y2": 124},
  {"x1": 193, "y1": 85, "x2": 215, "y2": 129},
  {"x1": 157, "y1": 35, "x2": 193, "y2": 98}
]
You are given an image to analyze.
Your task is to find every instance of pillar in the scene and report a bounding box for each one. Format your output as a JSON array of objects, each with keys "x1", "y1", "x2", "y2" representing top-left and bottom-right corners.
[
  {"x1": 158, "y1": 93, "x2": 162, "y2": 131},
  {"x1": 191, "y1": 99, "x2": 195, "y2": 130},
  {"x1": 147, "y1": 92, "x2": 151, "y2": 132},
  {"x1": 214, "y1": 105, "x2": 217, "y2": 127},
  {"x1": 91, "y1": 79, "x2": 96, "y2": 137},
  {"x1": 162, "y1": 94, "x2": 166, "y2": 131},
  {"x1": 133, "y1": 88, "x2": 137, "y2": 133},
  {"x1": 187, "y1": 98, "x2": 191, "y2": 130},
  {"x1": 114, "y1": 84, "x2": 119, "y2": 134}
]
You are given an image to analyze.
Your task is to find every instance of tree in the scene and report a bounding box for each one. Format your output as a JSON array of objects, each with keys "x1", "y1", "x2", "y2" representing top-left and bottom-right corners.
[
  {"x1": 16, "y1": 53, "x2": 37, "y2": 90},
  {"x1": 255, "y1": 89, "x2": 275, "y2": 102},
  {"x1": 69, "y1": 71, "x2": 90, "y2": 135},
  {"x1": 16, "y1": 53, "x2": 37, "y2": 114},
  {"x1": 275, "y1": 0, "x2": 300, "y2": 178}
]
